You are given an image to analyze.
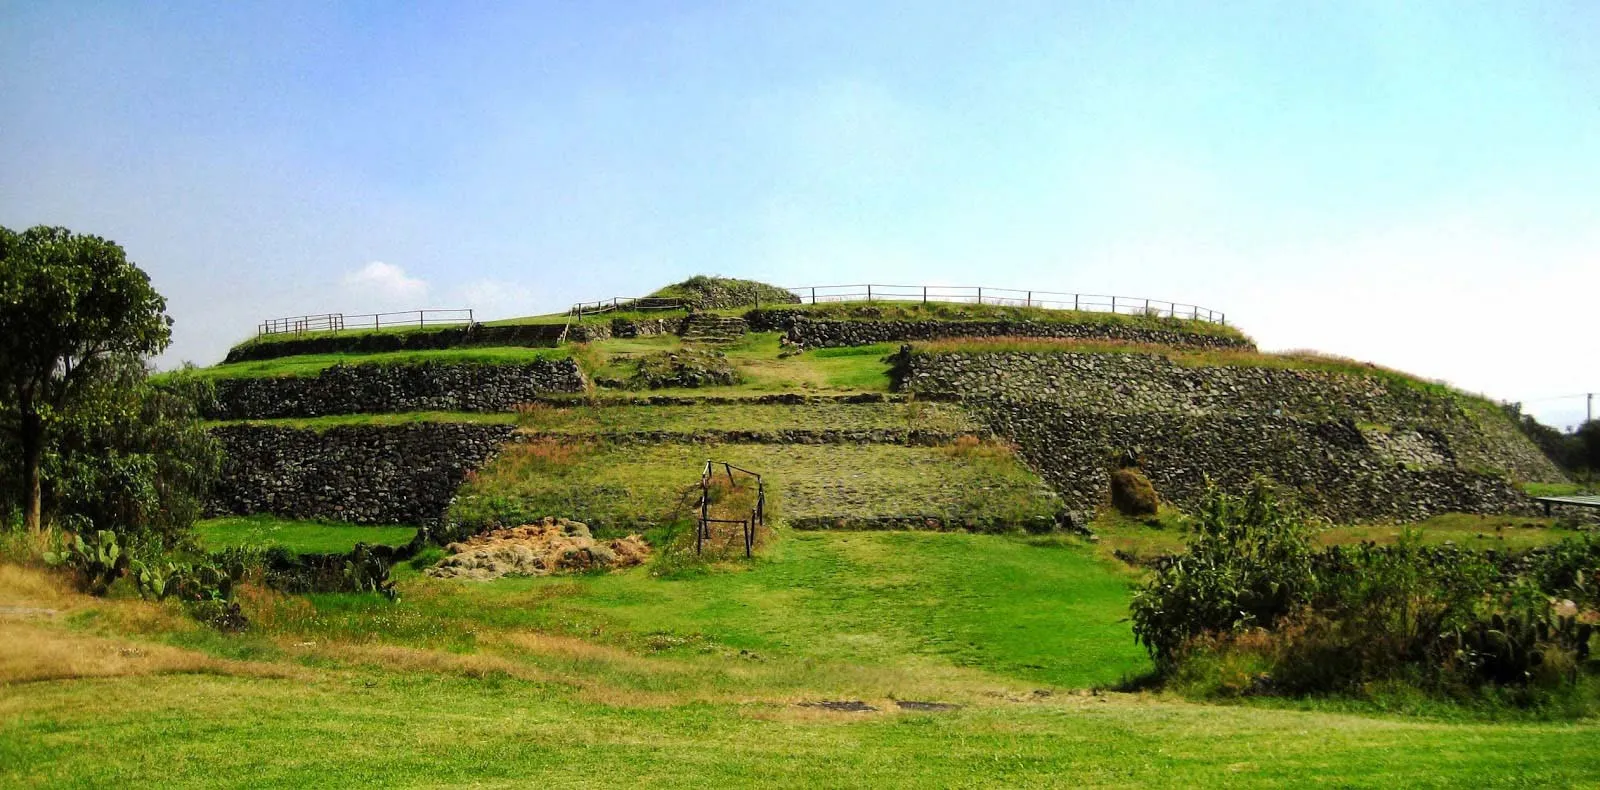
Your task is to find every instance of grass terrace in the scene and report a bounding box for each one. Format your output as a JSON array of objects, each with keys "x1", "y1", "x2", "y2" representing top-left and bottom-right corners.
[
  {"x1": 450, "y1": 440, "x2": 1060, "y2": 534},
  {"x1": 190, "y1": 346, "x2": 574, "y2": 380},
  {"x1": 576, "y1": 332, "x2": 896, "y2": 395}
]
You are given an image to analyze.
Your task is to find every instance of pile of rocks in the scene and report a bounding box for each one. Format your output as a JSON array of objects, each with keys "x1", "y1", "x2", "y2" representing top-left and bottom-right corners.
[{"x1": 427, "y1": 518, "x2": 650, "y2": 580}]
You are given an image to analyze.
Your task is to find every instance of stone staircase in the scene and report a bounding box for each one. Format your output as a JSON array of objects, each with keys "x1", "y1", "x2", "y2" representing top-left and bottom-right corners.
[{"x1": 679, "y1": 314, "x2": 748, "y2": 343}]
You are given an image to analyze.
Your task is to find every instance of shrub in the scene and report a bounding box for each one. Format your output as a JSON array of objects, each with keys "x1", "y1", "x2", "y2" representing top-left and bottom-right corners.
[
  {"x1": 1110, "y1": 467, "x2": 1159, "y2": 516},
  {"x1": 1130, "y1": 479, "x2": 1316, "y2": 668}
]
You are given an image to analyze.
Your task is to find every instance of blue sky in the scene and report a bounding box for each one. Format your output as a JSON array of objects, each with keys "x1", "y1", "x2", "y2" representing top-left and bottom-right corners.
[{"x1": 2, "y1": 1, "x2": 1596, "y2": 427}]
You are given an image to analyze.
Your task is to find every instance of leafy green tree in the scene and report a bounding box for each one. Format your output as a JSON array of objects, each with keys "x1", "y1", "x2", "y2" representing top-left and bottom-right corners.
[
  {"x1": 46, "y1": 357, "x2": 220, "y2": 546},
  {"x1": 0, "y1": 226, "x2": 172, "y2": 532}
]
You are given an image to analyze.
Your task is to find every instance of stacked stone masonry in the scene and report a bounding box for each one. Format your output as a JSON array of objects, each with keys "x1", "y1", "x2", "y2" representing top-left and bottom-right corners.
[
  {"x1": 896, "y1": 350, "x2": 1568, "y2": 526},
  {"x1": 206, "y1": 360, "x2": 586, "y2": 419},
  {"x1": 209, "y1": 423, "x2": 518, "y2": 525},
  {"x1": 744, "y1": 309, "x2": 1254, "y2": 351}
]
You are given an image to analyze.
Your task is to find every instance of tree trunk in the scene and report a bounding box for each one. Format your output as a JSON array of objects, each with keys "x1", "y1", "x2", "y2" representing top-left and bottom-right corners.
[{"x1": 20, "y1": 410, "x2": 43, "y2": 533}]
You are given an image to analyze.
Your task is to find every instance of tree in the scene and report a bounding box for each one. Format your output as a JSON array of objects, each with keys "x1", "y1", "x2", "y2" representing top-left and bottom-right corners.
[
  {"x1": 1578, "y1": 420, "x2": 1600, "y2": 473},
  {"x1": 0, "y1": 226, "x2": 172, "y2": 532},
  {"x1": 46, "y1": 357, "x2": 220, "y2": 546}
]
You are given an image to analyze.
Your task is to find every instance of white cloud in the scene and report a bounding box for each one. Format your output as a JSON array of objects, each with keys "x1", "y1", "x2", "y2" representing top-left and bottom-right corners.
[{"x1": 343, "y1": 261, "x2": 428, "y2": 304}]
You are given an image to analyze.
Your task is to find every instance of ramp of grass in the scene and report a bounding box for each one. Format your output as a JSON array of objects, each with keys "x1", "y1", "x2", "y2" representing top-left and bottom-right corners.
[
  {"x1": 192, "y1": 346, "x2": 572, "y2": 381},
  {"x1": 514, "y1": 400, "x2": 977, "y2": 436},
  {"x1": 195, "y1": 516, "x2": 417, "y2": 554},
  {"x1": 450, "y1": 442, "x2": 1059, "y2": 532}
]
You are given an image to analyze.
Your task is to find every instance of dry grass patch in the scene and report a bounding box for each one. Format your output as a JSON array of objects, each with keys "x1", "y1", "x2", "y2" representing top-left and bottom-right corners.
[{"x1": 0, "y1": 621, "x2": 296, "y2": 685}]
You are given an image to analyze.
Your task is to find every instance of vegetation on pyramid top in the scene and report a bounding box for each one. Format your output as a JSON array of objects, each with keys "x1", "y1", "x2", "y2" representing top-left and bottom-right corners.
[{"x1": 648, "y1": 275, "x2": 801, "y2": 310}]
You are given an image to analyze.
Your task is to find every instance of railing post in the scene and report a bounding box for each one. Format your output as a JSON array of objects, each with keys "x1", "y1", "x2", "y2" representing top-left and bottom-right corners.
[
  {"x1": 419, "y1": 311, "x2": 425, "y2": 328},
  {"x1": 1111, "y1": 296, "x2": 1117, "y2": 314},
  {"x1": 1026, "y1": 291, "x2": 1032, "y2": 308},
  {"x1": 977, "y1": 286, "x2": 982, "y2": 304},
  {"x1": 1074, "y1": 294, "x2": 1079, "y2": 311},
  {"x1": 811, "y1": 286, "x2": 816, "y2": 304},
  {"x1": 867, "y1": 284, "x2": 872, "y2": 302},
  {"x1": 1144, "y1": 298, "x2": 1149, "y2": 314},
  {"x1": 922, "y1": 285, "x2": 927, "y2": 304}
]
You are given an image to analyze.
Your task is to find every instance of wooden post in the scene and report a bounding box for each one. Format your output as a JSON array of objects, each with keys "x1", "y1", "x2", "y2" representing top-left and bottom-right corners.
[
  {"x1": 419, "y1": 311, "x2": 424, "y2": 328},
  {"x1": 1026, "y1": 291, "x2": 1032, "y2": 307},
  {"x1": 1111, "y1": 296, "x2": 1117, "y2": 314},
  {"x1": 867, "y1": 284, "x2": 872, "y2": 302},
  {"x1": 1074, "y1": 294, "x2": 1079, "y2": 311},
  {"x1": 977, "y1": 286, "x2": 982, "y2": 304},
  {"x1": 811, "y1": 286, "x2": 816, "y2": 304},
  {"x1": 922, "y1": 285, "x2": 927, "y2": 304}
]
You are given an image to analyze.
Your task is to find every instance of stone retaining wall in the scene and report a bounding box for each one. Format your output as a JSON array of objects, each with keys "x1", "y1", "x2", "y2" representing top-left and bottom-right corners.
[
  {"x1": 209, "y1": 423, "x2": 517, "y2": 525},
  {"x1": 897, "y1": 350, "x2": 1566, "y2": 525},
  {"x1": 207, "y1": 360, "x2": 586, "y2": 419},
  {"x1": 744, "y1": 309, "x2": 1254, "y2": 351},
  {"x1": 226, "y1": 324, "x2": 569, "y2": 362}
]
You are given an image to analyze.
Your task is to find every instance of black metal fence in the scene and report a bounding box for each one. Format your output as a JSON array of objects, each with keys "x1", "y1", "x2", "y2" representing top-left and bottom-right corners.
[
  {"x1": 782, "y1": 284, "x2": 1225, "y2": 324},
  {"x1": 697, "y1": 460, "x2": 766, "y2": 558},
  {"x1": 567, "y1": 284, "x2": 1226, "y2": 324},
  {"x1": 257, "y1": 309, "x2": 474, "y2": 338}
]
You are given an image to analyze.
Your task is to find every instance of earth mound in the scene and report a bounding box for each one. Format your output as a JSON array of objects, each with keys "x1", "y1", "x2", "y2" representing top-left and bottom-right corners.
[
  {"x1": 428, "y1": 517, "x2": 650, "y2": 580},
  {"x1": 649, "y1": 275, "x2": 799, "y2": 310}
]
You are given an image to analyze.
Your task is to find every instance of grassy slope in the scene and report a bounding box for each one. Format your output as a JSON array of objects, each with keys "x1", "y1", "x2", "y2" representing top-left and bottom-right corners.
[
  {"x1": 4, "y1": 533, "x2": 1597, "y2": 787},
  {"x1": 451, "y1": 442, "x2": 1060, "y2": 531},
  {"x1": 194, "y1": 516, "x2": 417, "y2": 554}
]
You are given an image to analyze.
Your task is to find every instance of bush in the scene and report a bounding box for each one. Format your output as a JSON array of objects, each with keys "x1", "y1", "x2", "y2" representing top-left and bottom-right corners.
[
  {"x1": 1110, "y1": 467, "x2": 1159, "y2": 516},
  {"x1": 1130, "y1": 479, "x2": 1316, "y2": 668},
  {"x1": 1137, "y1": 487, "x2": 1600, "y2": 704}
]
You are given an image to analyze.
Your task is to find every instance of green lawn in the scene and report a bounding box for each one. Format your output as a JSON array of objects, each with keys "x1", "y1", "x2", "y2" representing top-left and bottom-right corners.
[
  {"x1": 194, "y1": 516, "x2": 417, "y2": 554},
  {"x1": 4, "y1": 531, "x2": 1598, "y2": 786}
]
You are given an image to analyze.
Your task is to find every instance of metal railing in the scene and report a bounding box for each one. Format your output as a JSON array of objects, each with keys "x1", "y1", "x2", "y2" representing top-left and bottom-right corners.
[
  {"x1": 781, "y1": 284, "x2": 1225, "y2": 324},
  {"x1": 568, "y1": 296, "x2": 685, "y2": 317},
  {"x1": 697, "y1": 460, "x2": 766, "y2": 558},
  {"x1": 257, "y1": 309, "x2": 474, "y2": 338}
]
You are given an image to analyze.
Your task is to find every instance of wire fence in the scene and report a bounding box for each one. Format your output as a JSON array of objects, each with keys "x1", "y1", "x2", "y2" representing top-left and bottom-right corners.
[
  {"x1": 568, "y1": 297, "x2": 685, "y2": 317},
  {"x1": 781, "y1": 284, "x2": 1226, "y2": 324},
  {"x1": 257, "y1": 309, "x2": 474, "y2": 338}
]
